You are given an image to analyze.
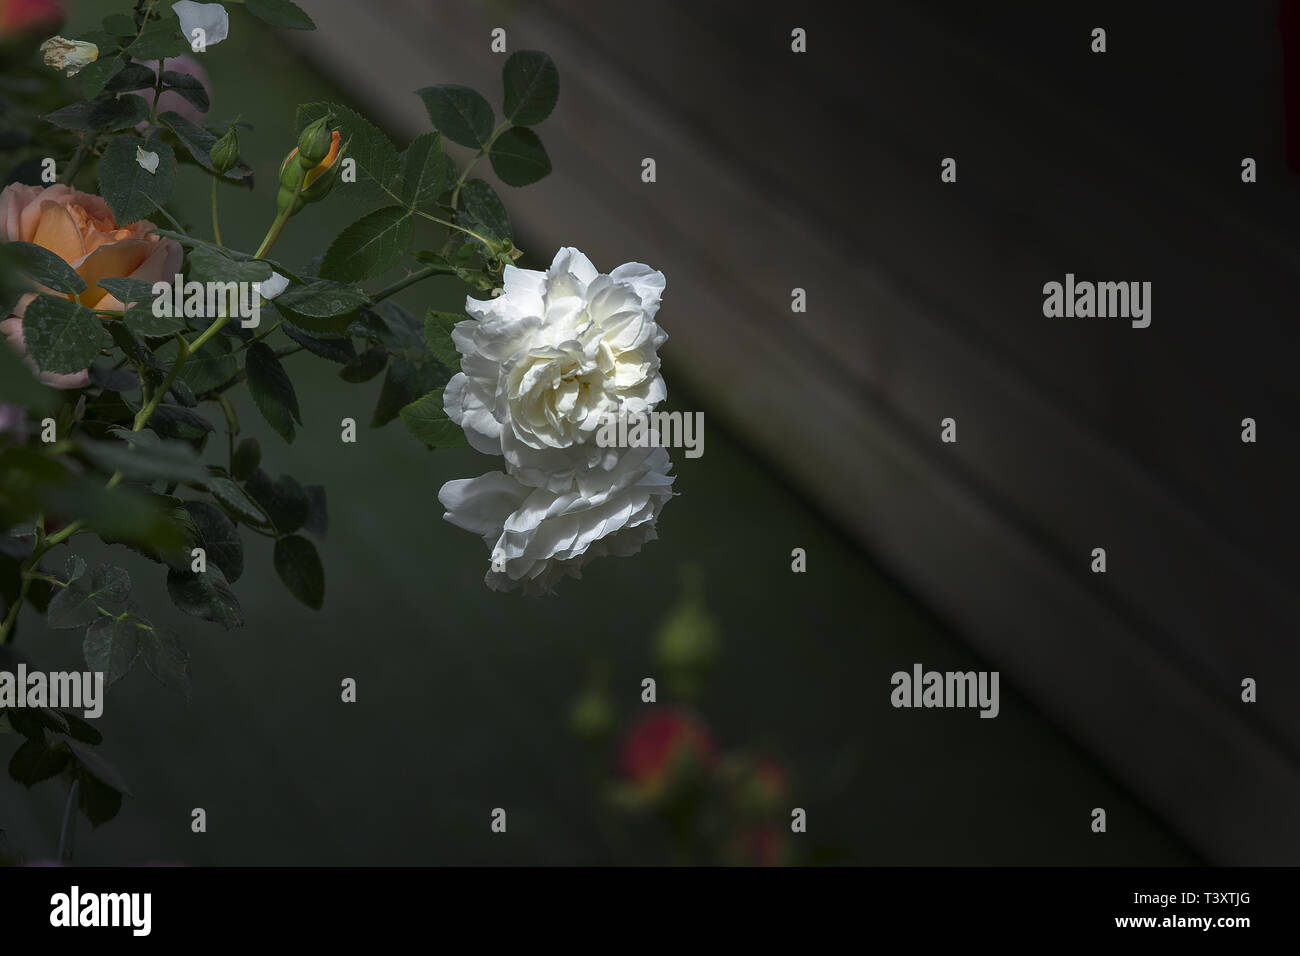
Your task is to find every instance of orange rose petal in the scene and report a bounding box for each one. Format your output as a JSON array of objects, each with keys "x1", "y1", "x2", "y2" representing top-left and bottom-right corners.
[
  {"x1": 32, "y1": 200, "x2": 86, "y2": 264},
  {"x1": 76, "y1": 240, "x2": 152, "y2": 309}
]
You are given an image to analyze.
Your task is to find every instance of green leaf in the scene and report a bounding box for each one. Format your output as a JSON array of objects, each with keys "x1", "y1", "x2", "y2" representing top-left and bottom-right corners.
[
  {"x1": 417, "y1": 85, "x2": 494, "y2": 148},
  {"x1": 172, "y1": 377, "x2": 198, "y2": 407},
  {"x1": 74, "y1": 30, "x2": 122, "y2": 53},
  {"x1": 319, "y1": 207, "x2": 412, "y2": 283},
  {"x1": 158, "y1": 111, "x2": 253, "y2": 182},
  {"x1": 42, "y1": 94, "x2": 146, "y2": 132},
  {"x1": 185, "y1": 499, "x2": 243, "y2": 582},
  {"x1": 245, "y1": 470, "x2": 309, "y2": 534},
  {"x1": 460, "y1": 179, "x2": 511, "y2": 242},
  {"x1": 160, "y1": 70, "x2": 209, "y2": 113},
  {"x1": 273, "y1": 279, "x2": 369, "y2": 335},
  {"x1": 21, "y1": 295, "x2": 107, "y2": 375},
  {"x1": 489, "y1": 127, "x2": 551, "y2": 186},
  {"x1": 36, "y1": 708, "x2": 69, "y2": 735},
  {"x1": 502, "y1": 50, "x2": 559, "y2": 126},
  {"x1": 148, "y1": 404, "x2": 213, "y2": 440},
  {"x1": 188, "y1": 245, "x2": 273, "y2": 284},
  {"x1": 97, "y1": 277, "x2": 155, "y2": 306},
  {"x1": 95, "y1": 491, "x2": 197, "y2": 570},
  {"x1": 230, "y1": 438, "x2": 261, "y2": 483},
  {"x1": 424, "y1": 310, "x2": 461, "y2": 372},
  {"x1": 104, "y1": 62, "x2": 155, "y2": 93},
  {"x1": 273, "y1": 535, "x2": 324, "y2": 610},
  {"x1": 65, "y1": 554, "x2": 87, "y2": 585},
  {"x1": 245, "y1": 342, "x2": 300, "y2": 443},
  {"x1": 67, "y1": 738, "x2": 130, "y2": 796},
  {"x1": 87, "y1": 364, "x2": 137, "y2": 392},
  {"x1": 60, "y1": 711, "x2": 102, "y2": 745},
  {"x1": 400, "y1": 389, "x2": 467, "y2": 448},
  {"x1": 98, "y1": 134, "x2": 176, "y2": 224},
  {"x1": 1, "y1": 452, "x2": 188, "y2": 554},
  {"x1": 7, "y1": 241, "x2": 86, "y2": 295},
  {"x1": 128, "y1": 13, "x2": 189, "y2": 60},
  {"x1": 8, "y1": 737, "x2": 69, "y2": 787},
  {"x1": 2, "y1": 704, "x2": 43, "y2": 739},
  {"x1": 246, "y1": 0, "x2": 316, "y2": 30},
  {"x1": 77, "y1": 55, "x2": 126, "y2": 100},
  {"x1": 86, "y1": 93, "x2": 150, "y2": 131},
  {"x1": 78, "y1": 432, "x2": 209, "y2": 483},
  {"x1": 106, "y1": 320, "x2": 165, "y2": 372},
  {"x1": 176, "y1": 338, "x2": 238, "y2": 394},
  {"x1": 90, "y1": 565, "x2": 131, "y2": 604},
  {"x1": 141, "y1": 627, "x2": 190, "y2": 699},
  {"x1": 76, "y1": 766, "x2": 124, "y2": 827},
  {"x1": 46, "y1": 586, "x2": 99, "y2": 629},
  {"x1": 353, "y1": 299, "x2": 425, "y2": 353},
  {"x1": 47, "y1": 565, "x2": 131, "y2": 629},
  {"x1": 207, "y1": 474, "x2": 265, "y2": 525},
  {"x1": 338, "y1": 347, "x2": 387, "y2": 383},
  {"x1": 123, "y1": 300, "x2": 185, "y2": 337},
  {"x1": 372, "y1": 357, "x2": 444, "y2": 428},
  {"x1": 166, "y1": 565, "x2": 243, "y2": 630},
  {"x1": 83, "y1": 616, "x2": 142, "y2": 686},
  {"x1": 41, "y1": 102, "x2": 96, "y2": 132},
  {"x1": 401, "y1": 131, "x2": 456, "y2": 206},
  {"x1": 281, "y1": 321, "x2": 357, "y2": 364},
  {"x1": 296, "y1": 101, "x2": 400, "y2": 203}
]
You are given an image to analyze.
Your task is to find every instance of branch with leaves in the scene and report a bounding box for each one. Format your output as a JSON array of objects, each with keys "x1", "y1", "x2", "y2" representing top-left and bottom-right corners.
[{"x1": 0, "y1": 0, "x2": 559, "y2": 842}]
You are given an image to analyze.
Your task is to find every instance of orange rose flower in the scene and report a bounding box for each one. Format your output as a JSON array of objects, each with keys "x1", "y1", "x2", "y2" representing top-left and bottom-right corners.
[{"x1": 0, "y1": 183, "x2": 183, "y2": 389}]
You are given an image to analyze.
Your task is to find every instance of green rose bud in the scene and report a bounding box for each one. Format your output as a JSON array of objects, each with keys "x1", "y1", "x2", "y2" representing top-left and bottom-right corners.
[
  {"x1": 297, "y1": 115, "x2": 334, "y2": 169},
  {"x1": 275, "y1": 130, "x2": 343, "y2": 217},
  {"x1": 209, "y1": 126, "x2": 240, "y2": 175},
  {"x1": 300, "y1": 142, "x2": 344, "y2": 202}
]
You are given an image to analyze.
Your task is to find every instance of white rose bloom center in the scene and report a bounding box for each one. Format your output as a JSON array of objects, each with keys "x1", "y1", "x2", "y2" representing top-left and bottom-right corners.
[{"x1": 444, "y1": 247, "x2": 668, "y2": 492}]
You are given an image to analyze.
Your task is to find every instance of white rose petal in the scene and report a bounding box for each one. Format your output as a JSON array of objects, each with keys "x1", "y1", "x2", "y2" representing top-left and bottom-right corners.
[
  {"x1": 39, "y1": 37, "x2": 98, "y2": 76},
  {"x1": 135, "y1": 147, "x2": 160, "y2": 175},
  {"x1": 443, "y1": 246, "x2": 669, "y2": 492},
  {"x1": 172, "y1": 1, "x2": 230, "y2": 50},
  {"x1": 439, "y1": 444, "x2": 675, "y2": 595},
  {"x1": 256, "y1": 271, "x2": 290, "y2": 300}
]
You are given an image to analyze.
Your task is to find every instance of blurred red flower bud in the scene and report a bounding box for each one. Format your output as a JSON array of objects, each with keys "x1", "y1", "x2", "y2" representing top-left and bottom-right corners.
[
  {"x1": 619, "y1": 709, "x2": 716, "y2": 790},
  {"x1": 0, "y1": 0, "x2": 61, "y2": 36}
]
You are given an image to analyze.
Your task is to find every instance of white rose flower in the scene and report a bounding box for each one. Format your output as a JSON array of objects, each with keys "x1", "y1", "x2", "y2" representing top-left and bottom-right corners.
[
  {"x1": 38, "y1": 37, "x2": 98, "y2": 76},
  {"x1": 444, "y1": 246, "x2": 668, "y2": 492},
  {"x1": 172, "y1": 1, "x2": 229, "y2": 50},
  {"x1": 439, "y1": 443, "x2": 675, "y2": 595}
]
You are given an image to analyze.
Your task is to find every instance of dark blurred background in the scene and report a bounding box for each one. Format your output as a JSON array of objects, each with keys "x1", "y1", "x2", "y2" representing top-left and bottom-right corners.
[{"x1": 5, "y1": 0, "x2": 1300, "y2": 864}]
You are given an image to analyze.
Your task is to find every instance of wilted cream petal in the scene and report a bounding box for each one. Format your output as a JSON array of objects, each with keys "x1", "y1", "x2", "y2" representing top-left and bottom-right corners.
[{"x1": 39, "y1": 37, "x2": 98, "y2": 77}]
